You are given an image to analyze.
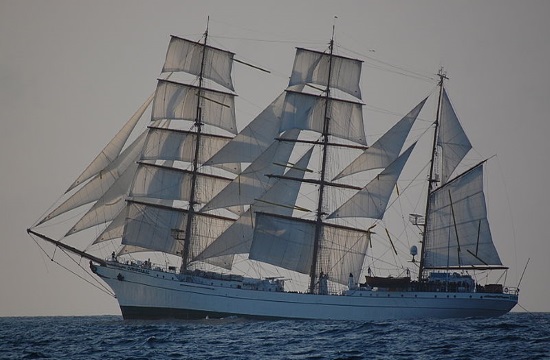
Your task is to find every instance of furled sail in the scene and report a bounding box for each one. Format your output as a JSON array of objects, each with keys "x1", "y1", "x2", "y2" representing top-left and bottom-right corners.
[
  {"x1": 195, "y1": 147, "x2": 314, "y2": 261},
  {"x1": 289, "y1": 48, "x2": 363, "y2": 99},
  {"x1": 152, "y1": 79, "x2": 237, "y2": 134},
  {"x1": 423, "y1": 164, "x2": 502, "y2": 269},
  {"x1": 334, "y1": 98, "x2": 426, "y2": 180},
  {"x1": 162, "y1": 35, "x2": 235, "y2": 91},
  {"x1": 66, "y1": 93, "x2": 153, "y2": 193},
  {"x1": 328, "y1": 142, "x2": 416, "y2": 220},
  {"x1": 438, "y1": 89, "x2": 472, "y2": 184},
  {"x1": 281, "y1": 90, "x2": 366, "y2": 145},
  {"x1": 250, "y1": 213, "x2": 370, "y2": 285}
]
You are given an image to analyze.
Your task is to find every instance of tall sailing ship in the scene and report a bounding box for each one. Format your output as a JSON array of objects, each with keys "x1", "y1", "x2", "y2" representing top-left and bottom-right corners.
[{"x1": 28, "y1": 26, "x2": 518, "y2": 320}]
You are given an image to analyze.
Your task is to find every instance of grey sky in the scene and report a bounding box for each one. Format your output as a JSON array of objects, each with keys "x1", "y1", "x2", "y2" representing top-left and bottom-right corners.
[{"x1": 1, "y1": 0, "x2": 549, "y2": 316}]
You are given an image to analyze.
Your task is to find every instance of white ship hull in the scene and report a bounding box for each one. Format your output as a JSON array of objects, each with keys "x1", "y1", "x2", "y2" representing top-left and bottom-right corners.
[{"x1": 93, "y1": 262, "x2": 518, "y2": 321}]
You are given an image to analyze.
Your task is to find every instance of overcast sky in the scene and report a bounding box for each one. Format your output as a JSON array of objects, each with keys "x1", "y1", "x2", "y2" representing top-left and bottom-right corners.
[{"x1": 1, "y1": 0, "x2": 549, "y2": 316}]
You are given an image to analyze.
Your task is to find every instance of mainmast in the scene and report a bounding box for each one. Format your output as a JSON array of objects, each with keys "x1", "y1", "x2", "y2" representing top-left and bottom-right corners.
[
  {"x1": 181, "y1": 20, "x2": 210, "y2": 271},
  {"x1": 308, "y1": 26, "x2": 336, "y2": 294},
  {"x1": 418, "y1": 68, "x2": 447, "y2": 281}
]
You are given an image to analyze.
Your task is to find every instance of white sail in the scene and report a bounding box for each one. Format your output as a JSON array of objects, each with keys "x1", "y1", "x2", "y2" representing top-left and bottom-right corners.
[
  {"x1": 122, "y1": 201, "x2": 182, "y2": 255},
  {"x1": 199, "y1": 255, "x2": 235, "y2": 271},
  {"x1": 122, "y1": 201, "x2": 234, "y2": 257},
  {"x1": 318, "y1": 222, "x2": 371, "y2": 285},
  {"x1": 37, "y1": 132, "x2": 147, "y2": 225},
  {"x1": 334, "y1": 98, "x2": 426, "y2": 180},
  {"x1": 424, "y1": 164, "x2": 502, "y2": 268},
  {"x1": 162, "y1": 35, "x2": 235, "y2": 91},
  {"x1": 328, "y1": 142, "x2": 416, "y2": 220},
  {"x1": 195, "y1": 147, "x2": 314, "y2": 261},
  {"x1": 438, "y1": 89, "x2": 472, "y2": 184},
  {"x1": 66, "y1": 93, "x2": 153, "y2": 193},
  {"x1": 251, "y1": 213, "x2": 314, "y2": 274},
  {"x1": 205, "y1": 93, "x2": 286, "y2": 170},
  {"x1": 66, "y1": 161, "x2": 139, "y2": 236},
  {"x1": 130, "y1": 163, "x2": 231, "y2": 205},
  {"x1": 281, "y1": 90, "x2": 366, "y2": 145},
  {"x1": 152, "y1": 79, "x2": 237, "y2": 134},
  {"x1": 250, "y1": 213, "x2": 370, "y2": 285},
  {"x1": 142, "y1": 127, "x2": 232, "y2": 164},
  {"x1": 93, "y1": 209, "x2": 126, "y2": 244},
  {"x1": 289, "y1": 48, "x2": 362, "y2": 99},
  {"x1": 253, "y1": 146, "x2": 313, "y2": 214},
  {"x1": 116, "y1": 245, "x2": 151, "y2": 256},
  {"x1": 201, "y1": 129, "x2": 300, "y2": 212}
]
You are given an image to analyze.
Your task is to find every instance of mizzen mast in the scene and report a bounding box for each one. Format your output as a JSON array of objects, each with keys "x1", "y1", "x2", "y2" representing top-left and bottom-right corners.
[{"x1": 418, "y1": 68, "x2": 446, "y2": 281}]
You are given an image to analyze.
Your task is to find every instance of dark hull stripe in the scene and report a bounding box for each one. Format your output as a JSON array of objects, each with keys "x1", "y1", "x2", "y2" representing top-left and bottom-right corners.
[{"x1": 120, "y1": 306, "x2": 290, "y2": 320}]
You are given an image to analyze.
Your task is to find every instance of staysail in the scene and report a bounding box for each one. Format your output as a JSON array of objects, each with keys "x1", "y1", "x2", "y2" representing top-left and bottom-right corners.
[
  {"x1": 328, "y1": 142, "x2": 416, "y2": 220},
  {"x1": 333, "y1": 98, "x2": 426, "y2": 179},
  {"x1": 37, "y1": 127, "x2": 149, "y2": 226},
  {"x1": 65, "y1": 93, "x2": 154, "y2": 193},
  {"x1": 65, "y1": 160, "x2": 139, "y2": 236},
  {"x1": 195, "y1": 147, "x2": 314, "y2": 261},
  {"x1": 437, "y1": 89, "x2": 472, "y2": 183},
  {"x1": 201, "y1": 129, "x2": 300, "y2": 212},
  {"x1": 204, "y1": 93, "x2": 286, "y2": 172}
]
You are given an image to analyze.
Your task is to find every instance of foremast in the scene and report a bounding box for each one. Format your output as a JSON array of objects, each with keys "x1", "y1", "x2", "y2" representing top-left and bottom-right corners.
[
  {"x1": 308, "y1": 26, "x2": 336, "y2": 294},
  {"x1": 181, "y1": 21, "x2": 210, "y2": 271},
  {"x1": 116, "y1": 26, "x2": 238, "y2": 269},
  {"x1": 29, "y1": 27, "x2": 238, "y2": 271}
]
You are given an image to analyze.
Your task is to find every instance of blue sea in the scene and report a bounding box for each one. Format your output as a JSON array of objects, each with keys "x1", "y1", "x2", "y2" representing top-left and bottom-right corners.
[{"x1": 1, "y1": 313, "x2": 548, "y2": 359}]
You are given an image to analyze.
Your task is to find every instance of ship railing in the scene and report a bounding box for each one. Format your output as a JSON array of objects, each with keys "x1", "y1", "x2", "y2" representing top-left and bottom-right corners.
[
  {"x1": 107, "y1": 257, "x2": 177, "y2": 274},
  {"x1": 503, "y1": 286, "x2": 520, "y2": 295},
  {"x1": 475, "y1": 283, "x2": 519, "y2": 295}
]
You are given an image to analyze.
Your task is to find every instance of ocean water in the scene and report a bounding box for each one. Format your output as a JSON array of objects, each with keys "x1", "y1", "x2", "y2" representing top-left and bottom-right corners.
[{"x1": 0, "y1": 313, "x2": 548, "y2": 359}]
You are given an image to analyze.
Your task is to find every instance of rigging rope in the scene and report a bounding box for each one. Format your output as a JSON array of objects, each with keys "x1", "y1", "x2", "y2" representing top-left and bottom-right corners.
[{"x1": 29, "y1": 235, "x2": 115, "y2": 298}]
